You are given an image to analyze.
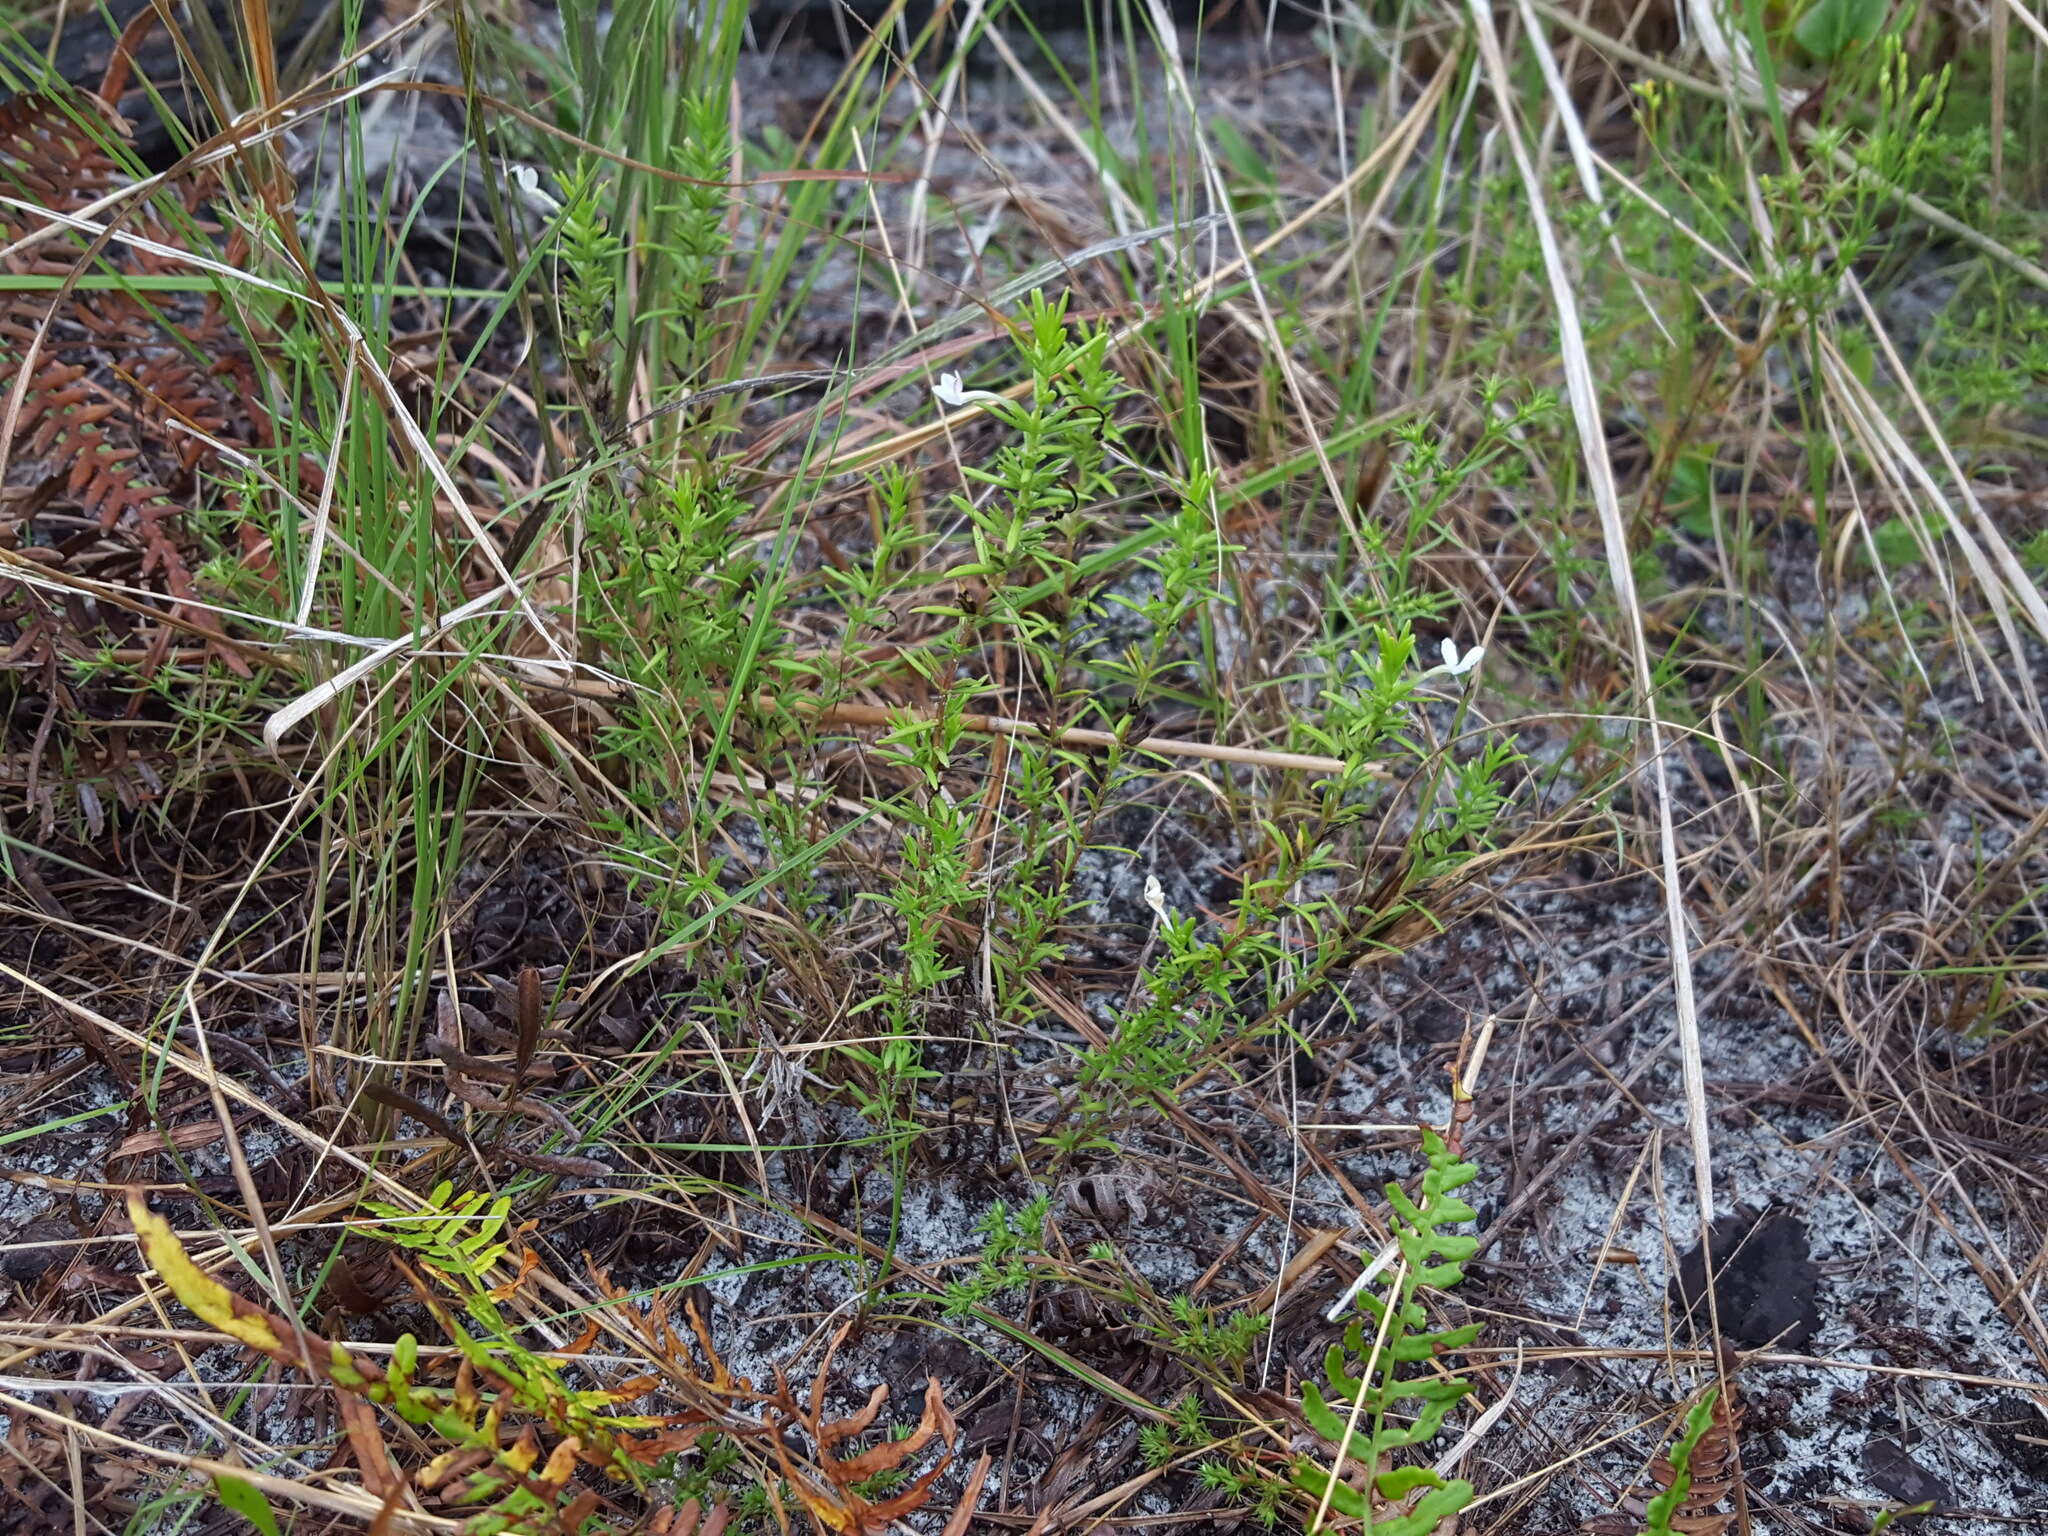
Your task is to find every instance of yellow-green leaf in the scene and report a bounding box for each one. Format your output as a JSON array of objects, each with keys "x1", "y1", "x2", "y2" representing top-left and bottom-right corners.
[{"x1": 126, "y1": 1191, "x2": 287, "y2": 1359}]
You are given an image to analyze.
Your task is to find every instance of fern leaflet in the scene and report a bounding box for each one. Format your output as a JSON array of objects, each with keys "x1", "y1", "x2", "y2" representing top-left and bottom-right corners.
[
  {"x1": 362, "y1": 1179, "x2": 515, "y2": 1291},
  {"x1": 1291, "y1": 1128, "x2": 1483, "y2": 1533}
]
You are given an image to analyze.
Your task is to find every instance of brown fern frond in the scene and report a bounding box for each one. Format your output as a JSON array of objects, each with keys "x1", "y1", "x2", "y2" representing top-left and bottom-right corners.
[
  {"x1": 0, "y1": 90, "x2": 127, "y2": 218},
  {"x1": 1587, "y1": 1355, "x2": 1747, "y2": 1536},
  {"x1": 131, "y1": 347, "x2": 235, "y2": 468},
  {"x1": 651, "y1": 1499, "x2": 737, "y2": 1535},
  {"x1": 13, "y1": 355, "x2": 169, "y2": 524},
  {"x1": 1, "y1": 72, "x2": 263, "y2": 686},
  {"x1": 757, "y1": 1323, "x2": 964, "y2": 1536},
  {"x1": 1649, "y1": 1385, "x2": 1745, "y2": 1536}
]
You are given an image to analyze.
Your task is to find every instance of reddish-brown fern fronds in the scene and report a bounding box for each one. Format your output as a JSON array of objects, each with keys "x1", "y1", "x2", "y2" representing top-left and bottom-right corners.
[
  {"x1": 0, "y1": 68, "x2": 262, "y2": 681},
  {"x1": 0, "y1": 89, "x2": 127, "y2": 219},
  {"x1": 1586, "y1": 1353, "x2": 1747, "y2": 1536},
  {"x1": 751, "y1": 1323, "x2": 968, "y2": 1536},
  {"x1": 1647, "y1": 1382, "x2": 1745, "y2": 1536},
  {"x1": 131, "y1": 347, "x2": 235, "y2": 469},
  {"x1": 11, "y1": 355, "x2": 169, "y2": 525}
]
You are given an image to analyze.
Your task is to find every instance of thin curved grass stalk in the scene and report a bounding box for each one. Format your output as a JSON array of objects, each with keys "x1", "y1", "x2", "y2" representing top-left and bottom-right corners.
[{"x1": 1290, "y1": 1128, "x2": 1482, "y2": 1533}]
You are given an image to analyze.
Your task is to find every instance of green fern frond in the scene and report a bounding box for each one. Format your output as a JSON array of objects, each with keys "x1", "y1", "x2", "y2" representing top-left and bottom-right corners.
[
  {"x1": 362, "y1": 1179, "x2": 515, "y2": 1291},
  {"x1": 1642, "y1": 1389, "x2": 1718, "y2": 1536},
  {"x1": 1291, "y1": 1459, "x2": 1473, "y2": 1536},
  {"x1": 1291, "y1": 1129, "x2": 1483, "y2": 1530}
]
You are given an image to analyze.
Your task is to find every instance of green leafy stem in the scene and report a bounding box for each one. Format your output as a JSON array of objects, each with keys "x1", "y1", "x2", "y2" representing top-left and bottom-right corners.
[{"x1": 1290, "y1": 1129, "x2": 1483, "y2": 1534}]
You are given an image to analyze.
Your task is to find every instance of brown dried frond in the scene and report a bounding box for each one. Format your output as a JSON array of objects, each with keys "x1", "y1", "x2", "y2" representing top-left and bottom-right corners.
[
  {"x1": 1586, "y1": 1362, "x2": 1747, "y2": 1536},
  {"x1": 0, "y1": 88, "x2": 127, "y2": 220},
  {"x1": 0, "y1": 70, "x2": 261, "y2": 683},
  {"x1": 9, "y1": 353, "x2": 171, "y2": 529},
  {"x1": 0, "y1": 1403, "x2": 144, "y2": 1521},
  {"x1": 585, "y1": 1266, "x2": 752, "y2": 1406},
  {"x1": 755, "y1": 1323, "x2": 966, "y2": 1536},
  {"x1": 0, "y1": 732, "x2": 171, "y2": 839},
  {"x1": 131, "y1": 346, "x2": 236, "y2": 469},
  {"x1": 652, "y1": 1500, "x2": 733, "y2": 1536},
  {"x1": 1647, "y1": 1382, "x2": 1746, "y2": 1536}
]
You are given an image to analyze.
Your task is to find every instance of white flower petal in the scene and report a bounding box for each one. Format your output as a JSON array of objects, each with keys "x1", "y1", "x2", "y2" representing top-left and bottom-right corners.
[
  {"x1": 504, "y1": 162, "x2": 560, "y2": 216},
  {"x1": 1143, "y1": 874, "x2": 1169, "y2": 925},
  {"x1": 1419, "y1": 638, "x2": 1485, "y2": 683},
  {"x1": 932, "y1": 371, "x2": 1007, "y2": 412}
]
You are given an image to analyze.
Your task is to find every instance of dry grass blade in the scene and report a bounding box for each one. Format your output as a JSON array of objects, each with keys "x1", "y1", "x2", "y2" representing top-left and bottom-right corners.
[{"x1": 1463, "y1": 0, "x2": 1718, "y2": 1278}]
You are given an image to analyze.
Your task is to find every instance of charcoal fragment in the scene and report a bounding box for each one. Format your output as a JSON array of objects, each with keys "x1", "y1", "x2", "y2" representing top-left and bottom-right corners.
[{"x1": 1669, "y1": 1205, "x2": 1823, "y2": 1349}]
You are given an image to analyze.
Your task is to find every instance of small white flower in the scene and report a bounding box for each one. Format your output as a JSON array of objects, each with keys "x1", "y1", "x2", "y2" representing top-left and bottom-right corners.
[
  {"x1": 504, "y1": 162, "x2": 561, "y2": 216},
  {"x1": 1143, "y1": 873, "x2": 1170, "y2": 926},
  {"x1": 933, "y1": 372, "x2": 1008, "y2": 411},
  {"x1": 1433, "y1": 638, "x2": 1485, "y2": 678}
]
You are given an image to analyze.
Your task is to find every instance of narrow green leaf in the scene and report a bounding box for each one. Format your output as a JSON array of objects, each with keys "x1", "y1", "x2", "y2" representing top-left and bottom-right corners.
[
  {"x1": 0, "y1": 1101, "x2": 130, "y2": 1150},
  {"x1": 212, "y1": 1474, "x2": 282, "y2": 1536},
  {"x1": 1290, "y1": 1459, "x2": 1371, "y2": 1519},
  {"x1": 1794, "y1": 0, "x2": 1889, "y2": 60}
]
